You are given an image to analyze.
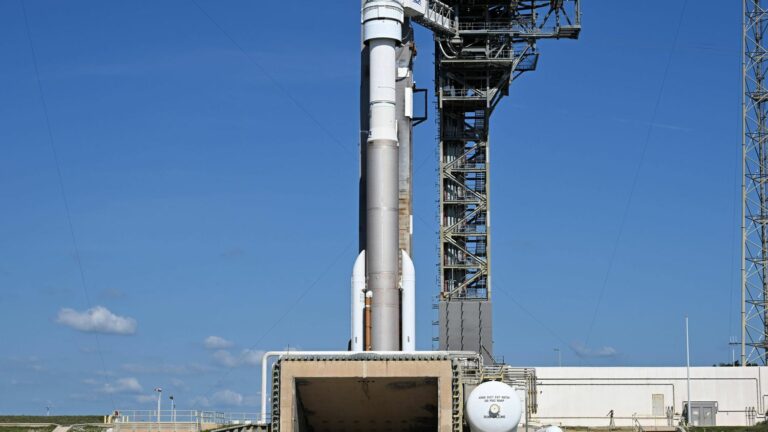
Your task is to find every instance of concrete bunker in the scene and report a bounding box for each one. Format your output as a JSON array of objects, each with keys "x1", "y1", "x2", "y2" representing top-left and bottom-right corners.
[{"x1": 274, "y1": 354, "x2": 455, "y2": 432}]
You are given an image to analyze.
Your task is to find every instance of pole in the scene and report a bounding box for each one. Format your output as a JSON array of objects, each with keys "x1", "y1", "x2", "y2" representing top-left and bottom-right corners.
[
  {"x1": 686, "y1": 317, "x2": 692, "y2": 426},
  {"x1": 170, "y1": 395, "x2": 176, "y2": 432},
  {"x1": 741, "y1": 0, "x2": 748, "y2": 369},
  {"x1": 155, "y1": 387, "x2": 162, "y2": 424},
  {"x1": 525, "y1": 395, "x2": 529, "y2": 432},
  {"x1": 554, "y1": 348, "x2": 561, "y2": 367}
]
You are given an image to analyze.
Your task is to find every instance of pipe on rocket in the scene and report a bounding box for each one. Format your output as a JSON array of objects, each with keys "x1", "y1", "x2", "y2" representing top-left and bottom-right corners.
[
  {"x1": 364, "y1": 291, "x2": 373, "y2": 350},
  {"x1": 362, "y1": 0, "x2": 404, "y2": 351},
  {"x1": 350, "y1": 250, "x2": 366, "y2": 352},
  {"x1": 401, "y1": 250, "x2": 415, "y2": 350}
]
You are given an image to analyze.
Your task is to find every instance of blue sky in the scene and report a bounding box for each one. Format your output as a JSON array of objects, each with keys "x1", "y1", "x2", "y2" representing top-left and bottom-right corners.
[{"x1": 0, "y1": 0, "x2": 741, "y2": 414}]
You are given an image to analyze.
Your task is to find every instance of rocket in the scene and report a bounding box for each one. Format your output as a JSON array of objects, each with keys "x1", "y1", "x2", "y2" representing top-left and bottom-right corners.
[{"x1": 351, "y1": 0, "x2": 418, "y2": 352}]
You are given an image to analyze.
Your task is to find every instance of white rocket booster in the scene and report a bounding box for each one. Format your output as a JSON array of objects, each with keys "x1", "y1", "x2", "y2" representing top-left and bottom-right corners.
[{"x1": 351, "y1": 0, "x2": 416, "y2": 352}]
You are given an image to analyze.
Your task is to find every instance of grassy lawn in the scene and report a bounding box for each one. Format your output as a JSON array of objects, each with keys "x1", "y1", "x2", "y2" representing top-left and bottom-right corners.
[
  {"x1": 0, "y1": 426, "x2": 57, "y2": 432},
  {"x1": 0, "y1": 418, "x2": 102, "y2": 426}
]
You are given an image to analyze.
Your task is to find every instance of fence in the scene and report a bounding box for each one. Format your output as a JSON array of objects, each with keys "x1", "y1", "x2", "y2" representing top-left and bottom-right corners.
[{"x1": 110, "y1": 410, "x2": 261, "y2": 432}]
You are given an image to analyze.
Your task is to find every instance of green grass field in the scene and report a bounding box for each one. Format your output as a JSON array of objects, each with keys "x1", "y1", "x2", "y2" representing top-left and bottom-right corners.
[
  {"x1": 0, "y1": 417, "x2": 102, "y2": 426},
  {"x1": 0, "y1": 418, "x2": 109, "y2": 432},
  {"x1": 0, "y1": 426, "x2": 57, "y2": 432}
]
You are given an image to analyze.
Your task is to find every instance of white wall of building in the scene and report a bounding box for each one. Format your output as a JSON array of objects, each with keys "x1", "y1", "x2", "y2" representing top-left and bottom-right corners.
[{"x1": 529, "y1": 367, "x2": 767, "y2": 428}]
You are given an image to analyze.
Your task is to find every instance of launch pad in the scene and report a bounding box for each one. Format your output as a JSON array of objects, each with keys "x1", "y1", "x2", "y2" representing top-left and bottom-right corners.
[
  {"x1": 262, "y1": 352, "x2": 537, "y2": 432},
  {"x1": 261, "y1": 2, "x2": 576, "y2": 431},
  {"x1": 273, "y1": 353, "x2": 452, "y2": 431}
]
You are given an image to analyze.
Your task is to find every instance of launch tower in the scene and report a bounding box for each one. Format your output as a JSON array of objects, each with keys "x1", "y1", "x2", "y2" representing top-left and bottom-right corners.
[
  {"x1": 253, "y1": 2, "x2": 581, "y2": 429},
  {"x1": 434, "y1": 1, "x2": 580, "y2": 361}
]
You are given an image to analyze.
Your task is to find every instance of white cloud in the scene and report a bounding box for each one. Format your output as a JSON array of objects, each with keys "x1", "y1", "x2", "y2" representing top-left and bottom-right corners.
[
  {"x1": 243, "y1": 395, "x2": 260, "y2": 407},
  {"x1": 122, "y1": 362, "x2": 211, "y2": 375},
  {"x1": 100, "y1": 288, "x2": 126, "y2": 299},
  {"x1": 240, "y1": 349, "x2": 263, "y2": 366},
  {"x1": 570, "y1": 342, "x2": 618, "y2": 358},
  {"x1": 211, "y1": 390, "x2": 243, "y2": 406},
  {"x1": 97, "y1": 377, "x2": 143, "y2": 394},
  {"x1": 212, "y1": 349, "x2": 264, "y2": 368},
  {"x1": 192, "y1": 390, "x2": 259, "y2": 409},
  {"x1": 204, "y1": 336, "x2": 234, "y2": 350},
  {"x1": 56, "y1": 306, "x2": 136, "y2": 335},
  {"x1": 2, "y1": 355, "x2": 45, "y2": 372},
  {"x1": 191, "y1": 396, "x2": 210, "y2": 408},
  {"x1": 212, "y1": 350, "x2": 239, "y2": 368},
  {"x1": 136, "y1": 394, "x2": 156, "y2": 404}
]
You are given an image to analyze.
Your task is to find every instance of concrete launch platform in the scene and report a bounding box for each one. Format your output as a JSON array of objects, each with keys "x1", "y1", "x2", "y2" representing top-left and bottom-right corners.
[
  {"x1": 262, "y1": 352, "x2": 537, "y2": 432},
  {"x1": 273, "y1": 354, "x2": 454, "y2": 432}
]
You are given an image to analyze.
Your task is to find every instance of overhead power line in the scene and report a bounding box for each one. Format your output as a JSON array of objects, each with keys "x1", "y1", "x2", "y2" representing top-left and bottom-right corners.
[
  {"x1": 20, "y1": 0, "x2": 115, "y2": 410},
  {"x1": 189, "y1": 0, "x2": 354, "y2": 156},
  {"x1": 583, "y1": 0, "x2": 689, "y2": 347}
]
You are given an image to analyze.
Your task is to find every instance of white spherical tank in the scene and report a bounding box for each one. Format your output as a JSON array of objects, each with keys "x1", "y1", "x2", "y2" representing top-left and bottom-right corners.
[{"x1": 465, "y1": 381, "x2": 523, "y2": 432}]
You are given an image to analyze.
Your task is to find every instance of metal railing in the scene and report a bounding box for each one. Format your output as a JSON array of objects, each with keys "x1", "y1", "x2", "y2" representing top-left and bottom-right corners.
[
  {"x1": 441, "y1": 88, "x2": 488, "y2": 99},
  {"x1": 413, "y1": 0, "x2": 456, "y2": 35},
  {"x1": 458, "y1": 20, "x2": 536, "y2": 32},
  {"x1": 112, "y1": 410, "x2": 260, "y2": 425}
]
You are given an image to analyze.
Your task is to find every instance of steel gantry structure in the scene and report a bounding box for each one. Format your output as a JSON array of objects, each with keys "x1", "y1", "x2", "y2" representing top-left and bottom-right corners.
[
  {"x1": 743, "y1": 0, "x2": 768, "y2": 366},
  {"x1": 434, "y1": 1, "x2": 580, "y2": 361}
]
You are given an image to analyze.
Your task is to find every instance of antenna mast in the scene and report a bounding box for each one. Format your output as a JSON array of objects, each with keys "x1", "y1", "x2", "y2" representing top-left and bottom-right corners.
[{"x1": 743, "y1": 0, "x2": 768, "y2": 366}]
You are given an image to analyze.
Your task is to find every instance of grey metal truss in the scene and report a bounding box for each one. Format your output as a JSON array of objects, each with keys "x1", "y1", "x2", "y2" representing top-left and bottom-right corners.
[
  {"x1": 436, "y1": 0, "x2": 580, "y2": 358},
  {"x1": 743, "y1": 0, "x2": 768, "y2": 366}
]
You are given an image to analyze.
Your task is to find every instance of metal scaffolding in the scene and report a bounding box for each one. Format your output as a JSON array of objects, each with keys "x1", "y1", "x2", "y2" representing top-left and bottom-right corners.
[
  {"x1": 435, "y1": 1, "x2": 580, "y2": 360},
  {"x1": 743, "y1": 0, "x2": 768, "y2": 366}
]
